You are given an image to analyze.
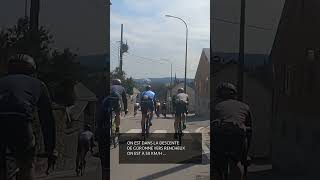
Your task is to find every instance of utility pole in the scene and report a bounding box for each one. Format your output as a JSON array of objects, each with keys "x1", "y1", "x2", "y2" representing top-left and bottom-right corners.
[
  {"x1": 119, "y1": 24, "x2": 128, "y2": 72},
  {"x1": 25, "y1": 0, "x2": 28, "y2": 18},
  {"x1": 29, "y1": 0, "x2": 40, "y2": 59},
  {"x1": 238, "y1": 0, "x2": 246, "y2": 101},
  {"x1": 120, "y1": 24, "x2": 123, "y2": 72}
]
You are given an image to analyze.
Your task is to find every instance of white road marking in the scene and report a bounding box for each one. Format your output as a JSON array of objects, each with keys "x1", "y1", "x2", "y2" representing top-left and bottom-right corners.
[
  {"x1": 195, "y1": 127, "x2": 204, "y2": 133},
  {"x1": 153, "y1": 130, "x2": 167, "y2": 133},
  {"x1": 126, "y1": 129, "x2": 141, "y2": 133},
  {"x1": 182, "y1": 130, "x2": 190, "y2": 133}
]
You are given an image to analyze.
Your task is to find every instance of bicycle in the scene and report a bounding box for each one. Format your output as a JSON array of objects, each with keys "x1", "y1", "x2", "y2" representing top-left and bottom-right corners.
[
  {"x1": 109, "y1": 106, "x2": 118, "y2": 149},
  {"x1": 176, "y1": 112, "x2": 185, "y2": 144},
  {"x1": 175, "y1": 102, "x2": 187, "y2": 144},
  {"x1": 142, "y1": 109, "x2": 152, "y2": 140},
  {"x1": 211, "y1": 120, "x2": 251, "y2": 180}
]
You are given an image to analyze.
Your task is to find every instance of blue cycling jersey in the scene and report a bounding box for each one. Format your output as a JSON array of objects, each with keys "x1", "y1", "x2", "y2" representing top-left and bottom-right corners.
[{"x1": 141, "y1": 90, "x2": 156, "y2": 102}]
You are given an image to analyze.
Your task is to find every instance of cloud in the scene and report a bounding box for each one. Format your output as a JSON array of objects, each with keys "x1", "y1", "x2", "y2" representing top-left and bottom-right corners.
[{"x1": 110, "y1": 0, "x2": 210, "y2": 79}]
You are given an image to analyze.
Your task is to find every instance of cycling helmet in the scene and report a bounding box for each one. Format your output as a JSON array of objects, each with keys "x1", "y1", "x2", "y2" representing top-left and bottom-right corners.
[
  {"x1": 84, "y1": 124, "x2": 91, "y2": 131},
  {"x1": 216, "y1": 82, "x2": 238, "y2": 99},
  {"x1": 145, "y1": 85, "x2": 151, "y2": 91},
  {"x1": 178, "y1": 88, "x2": 184, "y2": 93},
  {"x1": 8, "y1": 54, "x2": 37, "y2": 75},
  {"x1": 112, "y1": 79, "x2": 122, "y2": 85}
]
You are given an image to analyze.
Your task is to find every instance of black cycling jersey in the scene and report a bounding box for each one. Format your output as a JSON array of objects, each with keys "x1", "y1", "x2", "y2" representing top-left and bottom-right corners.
[
  {"x1": 0, "y1": 74, "x2": 56, "y2": 153},
  {"x1": 110, "y1": 85, "x2": 128, "y2": 110},
  {"x1": 213, "y1": 99, "x2": 252, "y2": 130}
]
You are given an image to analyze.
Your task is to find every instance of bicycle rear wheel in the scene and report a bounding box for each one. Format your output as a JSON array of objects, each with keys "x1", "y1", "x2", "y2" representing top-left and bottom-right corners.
[{"x1": 178, "y1": 115, "x2": 182, "y2": 144}]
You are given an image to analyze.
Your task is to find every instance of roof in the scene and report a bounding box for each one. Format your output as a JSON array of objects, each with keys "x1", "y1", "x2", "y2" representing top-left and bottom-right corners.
[
  {"x1": 74, "y1": 82, "x2": 97, "y2": 101},
  {"x1": 203, "y1": 48, "x2": 210, "y2": 61},
  {"x1": 133, "y1": 87, "x2": 140, "y2": 94}
]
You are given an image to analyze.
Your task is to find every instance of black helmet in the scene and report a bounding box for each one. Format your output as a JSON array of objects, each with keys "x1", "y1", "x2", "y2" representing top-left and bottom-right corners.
[
  {"x1": 112, "y1": 79, "x2": 122, "y2": 85},
  {"x1": 178, "y1": 88, "x2": 184, "y2": 93},
  {"x1": 84, "y1": 124, "x2": 91, "y2": 131},
  {"x1": 216, "y1": 82, "x2": 237, "y2": 99},
  {"x1": 145, "y1": 85, "x2": 151, "y2": 91},
  {"x1": 8, "y1": 54, "x2": 37, "y2": 75}
]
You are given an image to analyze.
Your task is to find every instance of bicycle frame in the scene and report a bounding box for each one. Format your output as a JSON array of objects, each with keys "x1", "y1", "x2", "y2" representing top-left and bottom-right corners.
[{"x1": 143, "y1": 110, "x2": 151, "y2": 140}]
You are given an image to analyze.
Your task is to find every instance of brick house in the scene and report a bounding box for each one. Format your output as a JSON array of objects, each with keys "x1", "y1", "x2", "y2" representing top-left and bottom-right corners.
[
  {"x1": 194, "y1": 48, "x2": 210, "y2": 117},
  {"x1": 270, "y1": 0, "x2": 320, "y2": 176}
]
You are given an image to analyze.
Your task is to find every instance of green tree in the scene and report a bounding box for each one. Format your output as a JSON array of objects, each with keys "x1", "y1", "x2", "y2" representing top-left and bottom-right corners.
[{"x1": 111, "y1": 67, "x2": 135, "y2": 95}]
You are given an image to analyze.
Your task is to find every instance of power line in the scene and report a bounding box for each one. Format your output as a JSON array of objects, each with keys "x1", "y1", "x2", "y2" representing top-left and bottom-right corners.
[
  {"x1": 212, "y1": 17, "x2": 273, "y2": 31},
  {"x1": 126, "y1": 53, "x2": 170, "y2": 64},
  {"x1": 125, "y1": 54, "x2": 167, "y2": 65}
]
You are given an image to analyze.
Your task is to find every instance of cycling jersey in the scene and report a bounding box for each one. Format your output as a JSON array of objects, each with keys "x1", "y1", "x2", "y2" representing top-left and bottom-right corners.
[
  {"x1": 176, "y1": 93, "x2": 189, "y2": 104},
  {"x1": 213, "y1": 99, "x2": 252, "y2": 131},
  {"x1": 77, "y1": 130, "x2": 94, "y2": 152},
  {"x1": 140, "y1": 90, "x2": 156, "y2": 102},
  {"x1": 0, "y1": 74, "x2": 56, "y2": 153},
  {"x1": 110, "y1": 85, "x2": 128, "y2": 111},
  {"x1": 140, "y1": 90, "x2": 156, "y2": 114}
]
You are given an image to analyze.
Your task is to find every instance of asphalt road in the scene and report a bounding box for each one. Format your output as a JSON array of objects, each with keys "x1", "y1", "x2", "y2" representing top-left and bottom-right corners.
[{"x1": 38, "y1": 113, "x2": 210, "y2": 180}]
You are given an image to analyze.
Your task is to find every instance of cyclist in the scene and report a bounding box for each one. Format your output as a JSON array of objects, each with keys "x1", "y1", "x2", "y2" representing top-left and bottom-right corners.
[
  {"x1": 155, "y1": 100, "x2": 161, "y2": 118},
  {"x1": 174, "y1": 88, "x2": 189, "y2": 139},
  {"x1": 140, "y1": 85, "x2": 156, "y2": 134},
  {"x1": 110, "y1": 79, "x2": 128, "y2": 133},
  {"x1": 161, "y1": 101, "x2": 167, "y2": 118},
  {"x1": 211, "y1": 82, "x2": 252, "y2": 180},
  {"x1": 0, "y1": 54, "x2": 56, "y2": 180},
  {"x1": 96, "y1": 95, "x2": 112, "y2": 180},
  {"x1": 75, "y1": 124, "x2": 95, "y2": 175}
]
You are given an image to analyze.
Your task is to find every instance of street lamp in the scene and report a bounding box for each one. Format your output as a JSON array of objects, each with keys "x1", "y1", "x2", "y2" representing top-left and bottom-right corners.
[{"x1": 165, "y1": 14, "x2": 188, "y2": 93}]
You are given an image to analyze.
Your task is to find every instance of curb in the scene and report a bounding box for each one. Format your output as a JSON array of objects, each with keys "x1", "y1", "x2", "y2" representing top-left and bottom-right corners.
[{"x1": 200, "y1": 126, "x2": 210, "y2": 161}]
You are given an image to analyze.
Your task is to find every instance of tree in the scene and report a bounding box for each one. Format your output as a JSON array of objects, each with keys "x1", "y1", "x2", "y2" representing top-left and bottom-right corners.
[
  {"x1": 111, "y1": 67, "x2": 135, "y2": 95},
  {"x1": 0, "y1": 17, "x2": 53, "y2": 74}
]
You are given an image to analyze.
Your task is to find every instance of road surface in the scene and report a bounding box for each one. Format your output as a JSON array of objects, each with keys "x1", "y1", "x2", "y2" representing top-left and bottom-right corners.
[{"x1": 38, "y1": 113, "x2": 210, "y2": 180}]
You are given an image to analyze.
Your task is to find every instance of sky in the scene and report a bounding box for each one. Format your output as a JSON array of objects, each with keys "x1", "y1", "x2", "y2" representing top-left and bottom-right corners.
[
  {"x1": 110, "y1": 0, "x2": 210, "y2": 79},
  {"x1": 212, "y1": 0, "x2": 285, "y2": 54},
  {"x1": 0, "y1": 0, "x2": 285, "y2": 79}
]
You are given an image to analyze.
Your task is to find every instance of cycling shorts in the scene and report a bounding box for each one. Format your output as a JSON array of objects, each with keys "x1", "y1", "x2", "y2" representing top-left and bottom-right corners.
[
  {"x1": 140, "y1": 101, "x2": 154, "y2": 114},
  {"x1": 175, "y1": 102, "x2": 187, "y2": 116},
  {"x1": 108, "y1": 97, "x2": 121, "y2": 113},
  {"x1": 211, "y1": 123, "x2": 247, "y2": 168},
  {"x1": 0, "y1": 116, "x2": 36, "y2": 168}
]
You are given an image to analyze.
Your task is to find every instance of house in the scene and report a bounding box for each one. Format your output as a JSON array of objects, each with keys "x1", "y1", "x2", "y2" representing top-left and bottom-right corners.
[
  {"x1": 211, "y1": 52, "x2": 272, "y2": 158},
  {"x1": 270, "y1": 0, "x2": 320, "y2": 176},
  {"x1": 166, "y1": 82, "x2": 195, "y2": 113},
  {"x1": 194, "y1": 48, "x2": 210, "y2": 117},
  {"x1": 68, "y1": 82, "x2": 97, "y2": 128}
]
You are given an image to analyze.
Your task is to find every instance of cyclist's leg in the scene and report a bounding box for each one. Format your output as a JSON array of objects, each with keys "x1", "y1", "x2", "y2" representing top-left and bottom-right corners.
[
  {"x1": 114, "y1": 110, "x2": 121, "y2": 133},
  {"x1": 174, "y1": 112, "x2": 181, "y2": 135},
  {"x1": 141, "y1": 113, "x2": 146, "y2": 133},
  {"x1": 97, "y1": 130, "x2": 109, "y2": 179},
  {"x1": 149, "y1": 103, "x2": 154, "y2": 126},
  {"x1": 75, "y1": 143, "x2": 81, "y2": 172},
  {"x1": 141, "y1": 104, "x2": 147, "y2": 133},
  {"x1": 181, "y1": 112, "x2": 186, "y2": 130},
  {"x1": 11, "y1": 120, "x2": 36, "y2": 180}
]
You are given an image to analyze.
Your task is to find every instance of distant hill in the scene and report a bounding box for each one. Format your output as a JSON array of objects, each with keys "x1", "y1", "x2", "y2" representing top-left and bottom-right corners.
[{"x1": 134, "y1": 77, "x2": 193, "y2": 84}]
